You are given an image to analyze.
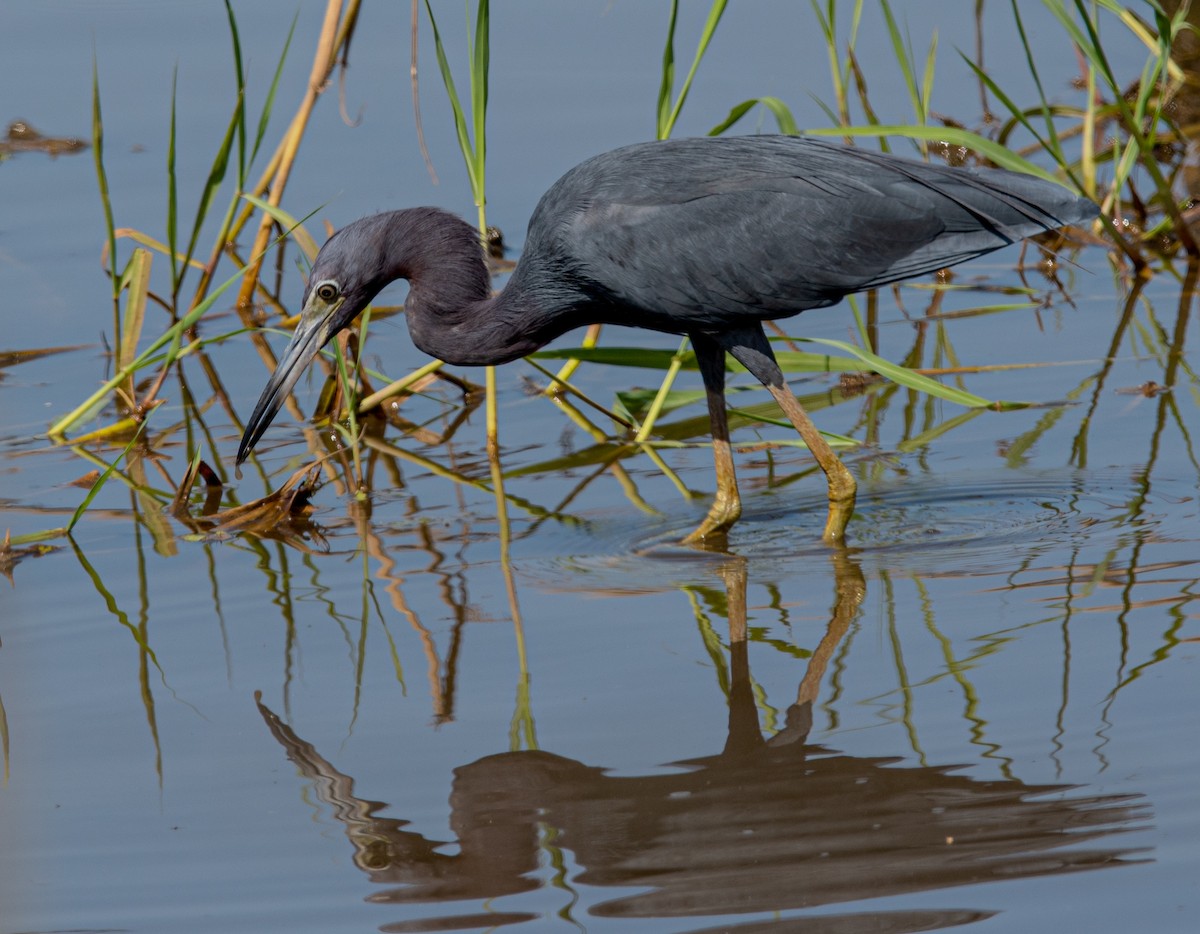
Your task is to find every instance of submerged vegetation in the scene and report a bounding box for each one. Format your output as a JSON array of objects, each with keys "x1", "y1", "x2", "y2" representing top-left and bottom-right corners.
[{"x1": 8, "y1": 0, "x2": 1199, "y2": 553}]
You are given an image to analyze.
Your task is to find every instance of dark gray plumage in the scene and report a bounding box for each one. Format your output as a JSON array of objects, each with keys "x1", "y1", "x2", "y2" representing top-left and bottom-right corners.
[{"x1": 238, "y1": 135, "x2": 1097, "y2": 544}]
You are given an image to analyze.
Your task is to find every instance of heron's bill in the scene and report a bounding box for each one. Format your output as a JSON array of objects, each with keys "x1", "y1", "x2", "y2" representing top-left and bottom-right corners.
[{"x1": 236, "y1": 297, "x2": 340, "y2": 464}]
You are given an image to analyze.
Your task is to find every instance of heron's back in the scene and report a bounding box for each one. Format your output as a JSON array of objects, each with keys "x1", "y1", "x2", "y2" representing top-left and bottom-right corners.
[{"x1": 516, "y1": 136, "x2": 1095, "y2": 332}]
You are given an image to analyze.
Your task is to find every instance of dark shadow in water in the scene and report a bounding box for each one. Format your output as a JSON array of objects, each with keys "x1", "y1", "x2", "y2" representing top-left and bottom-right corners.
[{"x1": 255, "y1": 554, "x2": 1150, "y2": 932}]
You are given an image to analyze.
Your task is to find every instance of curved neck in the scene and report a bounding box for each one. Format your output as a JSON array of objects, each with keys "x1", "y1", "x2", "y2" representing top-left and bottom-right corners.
[{"x1": 394, "y1": 209, "x2": 575, "y2": 366}]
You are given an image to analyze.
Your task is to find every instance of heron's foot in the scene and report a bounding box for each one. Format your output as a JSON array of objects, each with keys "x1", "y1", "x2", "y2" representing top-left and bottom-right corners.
[
  {"x1": 681, "y1": 490, "x2": 741, "y2": 545},
  {"x1": 819, "y1": 468, "x2": 857, "y2": 546}
]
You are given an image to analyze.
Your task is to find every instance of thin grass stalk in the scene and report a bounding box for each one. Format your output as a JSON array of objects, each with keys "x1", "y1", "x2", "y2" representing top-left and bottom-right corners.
[
  {"x1": 234, "y1": 0, "x2": 345, "y2": 311},
  {"x1": 848, "y1": 294, "x2": 872, "y2": 351},
  {"x1": 1081, "y1": 36, "x2": 1097, "y2": 198},
  {"x1": 496, "y1": 447, "x2": 536, "y2": 752},
  {"x1": 973, "y1": 0, "x2": 990, "y2": 116},
  {"x1": 846, "y1": 48, "x2": 887, "y2": 142},
  {"x1": 179, "y1": 2, "x2": 295, "y2": 310},
  {"x1": 810, "y1": 1, "x2": 844, "y2": 124},
  {"x1": 356, "y1": 359, "x2": 444, "y2": 413},
  {"x1": 656, "y1": 0, "x2": 729, "y2": 140},
  {"x1": 92, "y1": 57, "x2": 120, "y2": 357},
  {"x1": 178, "y1": 98, "x2": 241, "y2": 307},
  {"x1": 708, "y1": 96, "x2": 800, "y2": 136},
  {"x1": 226, "y1": 0, "x2": 353, "y2": 248},
  {"x1": 423, "y1": 0, "x2": 484, "y2": 202},
  {"x1": 485, "y1": 365, "x2": 499, "y2": 457},
  {"x1": 119, "y1": 250, "x2": 152, "y2": 405},
  {"x1": 333, "y1": 335, "x2": 365, "y2": 494},
  {"x1": 638, "y1": 0, "x2": 730, "y2": 440},
  {"x1": 470, "y1": 0, "x2": 489, "y2": 229},
  {"x1": 251, "y1": 13, "x2": 297, "y2": 173},
  {"x1": 547, "y1": 323, "x2": 601, "y2": 395},
  {"x1": 65, "y1": 421, "x2": 150, "y2": 534},
  {"x1": 805, "y1": 124, "x2": 1064, "y2": 181},
  {"x1": 0, "y1": 693, "x2": 8, "y2": 784},
  {"x1": 810, "y1": 0, "x2": 865, "y2": 128},
  {"x1": 224, "y1": 0, "x2": 247, "y2": 186},
  {"x1": 523, "y1": 358, "x2": 635, "y2": 430},
  {"x1": 920, "y1": 29, "x2": 938, "y2": 125},
  {"x1": 408, "y1": 0, "x2": 438, "y2": 183},
  {"x1": 878, "y1": 0, "x2": 930, "y2": 129},
  {"x1": 49, "y1": 258, "x2": 250, "y2": 438},
  {"x1": 634, "y1": 337, "x2": 691, "y2": 443},
  {"x1": 1011, "y1": 1, "x2": 1066, "y2": 161},
  {"x1": 167, "y1": 69, "x2": 179, "y2": 297},
  {"x1": 1050, "y1": 0, "x2": 1193, "y2": 249},
  {"x1": 469, "y1": 2, "x2": 494, "y2": 446},
  {"x1": 656, "y1": 0, "x2": 680, "y2": 137},
  {"x1": 422, "y1": 0, "x2": 493, "y2": 447}
]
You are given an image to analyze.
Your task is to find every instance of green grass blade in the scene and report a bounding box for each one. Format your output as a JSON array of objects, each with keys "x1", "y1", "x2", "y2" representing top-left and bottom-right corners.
[
  {"x1": 896, "y1": 408, "x2": 984, "y2": 453},
  {"x1": 878, "y1": 0, "x2": 924, "y2": 125},
  {"x1": 92, "y1": 56, "x2": 118, "y2": 309},
  {"x1": 617, "y1": 387, "x2": 706, "y2": 420},
  {"x1": 633, "y1": 336, "x2": 690, "y2": 441},
  {"x1": 66, "y1": 421, "x2": 149, "y2": 533},
  {"x1": 809, "y1": 0, "x2": 840, "y2": 118},
  {"x1": 49, "y1": 254, "x2": 251, "y2": 437},
  {"x1": 806, "y1": 92, "x2": 842, "y2": 129},
  {"x1": 801, "y1": 337, "x2": 1026, "y2": 408},
  {"x1": 1061, "y1": 0, "x2": 1180, "y2": 225},
  {"x1": 920, "y1": 28, "x2": 938, "y2": 125},
  {"x1": 222, "y1": 0, "x2": 247, "y2": 184},
  {"x1": 241, "y1": 193, "x2": 322, "y2": 262},
  {"x1": 470, "y1": 0, "x2": 489, "y2": 199},
  {"x1": 119, "y1": 249, "x2": 152, "y2": 402},
  {"x1": 803, "y1": 124, "x2": 1065, "y2": 183},
  {"x1": 810, "y1": 0, "x2": 865, "y2": 126},
  {"x1": 709, "y1": 97, "x2": 799, "y2": 136},
  {"x1": 725, "y1": 407, "x2": 858, "y2": 444},
  {"x1": 771, "y1": 350, "x2": 867, "y2": 373},
  {"x1": 167, "y1": 67, "x2": 179, "y2": 297},
  {"x1": 1009, "y1": 0, "x2": 1062, "y2": 156},
  {"x1": 251, "y1": 10, "x2": 297, "y2": 169},
  {"x1": 423, "y1": 0, "x2": 479, "y2": 196},
  {"x1": 660, "y1": 0, "x2": 728, "y2": 139},
  {"x1": 656, "y1": 0, "x2": 679, "y2": 139},
  {"x1": 531, "y1": 345, "x2": 864, "y2": 373},
  {"x1": 181, "y1": 98, "x2": 241, "y2": 286},
  {"x1": 533, "y1": 347, "x2": 686, "y2": 369},
  {"x1": 958, "y1": 52, "x2": 1051, "y2": 150}
]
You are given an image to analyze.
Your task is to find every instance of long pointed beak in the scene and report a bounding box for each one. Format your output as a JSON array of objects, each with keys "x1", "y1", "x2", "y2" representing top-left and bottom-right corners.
[{"x1": 236, "y1": 295, "x2": 342, "y2": 465}]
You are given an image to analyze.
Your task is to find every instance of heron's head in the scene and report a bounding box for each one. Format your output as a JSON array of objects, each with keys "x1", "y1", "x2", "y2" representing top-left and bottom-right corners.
[{"x1": 236, "y1": 219, "x2": 395, "y2": 465}]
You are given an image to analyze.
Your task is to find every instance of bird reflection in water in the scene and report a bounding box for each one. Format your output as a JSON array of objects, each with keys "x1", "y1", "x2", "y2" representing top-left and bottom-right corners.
[{"x1": 256, "y1": 553, "x2": 1148, "y2": 929}]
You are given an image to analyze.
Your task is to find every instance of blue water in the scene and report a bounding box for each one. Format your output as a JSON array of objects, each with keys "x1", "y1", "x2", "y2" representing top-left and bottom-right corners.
[{"x1": 1, "y1": 3, "x2": 1196, "y2": 933}]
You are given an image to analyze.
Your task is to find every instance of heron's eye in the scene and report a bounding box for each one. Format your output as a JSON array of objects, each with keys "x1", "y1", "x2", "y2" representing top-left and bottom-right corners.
[{"x1": 315, "y1": 282, "x2": 339, "y2": 303}]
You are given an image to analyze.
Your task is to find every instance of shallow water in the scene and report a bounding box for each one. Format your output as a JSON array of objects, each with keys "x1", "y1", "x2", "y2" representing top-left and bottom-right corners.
[{"x1": 2, "y1": 3, "x2": 1198, "y2": 933}]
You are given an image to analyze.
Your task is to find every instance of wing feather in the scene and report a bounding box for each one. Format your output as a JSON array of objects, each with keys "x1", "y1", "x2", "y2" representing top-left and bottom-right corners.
[{"x1": 522, "y1": 136, "x2": 1094, "y2": 331}]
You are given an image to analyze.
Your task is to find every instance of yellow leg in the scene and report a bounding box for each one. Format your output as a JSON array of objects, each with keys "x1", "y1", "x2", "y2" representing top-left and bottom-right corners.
[
  {"x1": 764, "y1": 382, "x2": 856, "y2": 545},
  {"x1": 723, "y1": 325, "x2": 856, "y2": 546},
  {"x1": 682, "y1": 335, "x2": 741, "y2": 544}
]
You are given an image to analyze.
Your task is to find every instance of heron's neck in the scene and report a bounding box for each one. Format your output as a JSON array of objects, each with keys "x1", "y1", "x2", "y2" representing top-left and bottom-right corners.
[{"x1": 398, "y1": 211, "x2": 574, "y2": 366}]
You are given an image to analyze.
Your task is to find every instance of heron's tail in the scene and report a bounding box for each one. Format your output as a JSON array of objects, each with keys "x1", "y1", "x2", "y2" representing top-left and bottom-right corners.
[{"x1": 838, "y1": 145, "x2": 1097, "y2": 289}]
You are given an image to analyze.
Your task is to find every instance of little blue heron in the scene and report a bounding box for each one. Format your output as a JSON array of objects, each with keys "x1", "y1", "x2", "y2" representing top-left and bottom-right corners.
[{"x1": 238, "y1": 135, "x2": 1097, "y2": 544}]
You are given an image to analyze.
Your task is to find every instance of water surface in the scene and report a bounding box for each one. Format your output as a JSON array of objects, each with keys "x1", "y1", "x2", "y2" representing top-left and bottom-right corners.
[{"x1": 1, "y1": 3, "x2": 1196, "y2": 933}]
